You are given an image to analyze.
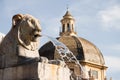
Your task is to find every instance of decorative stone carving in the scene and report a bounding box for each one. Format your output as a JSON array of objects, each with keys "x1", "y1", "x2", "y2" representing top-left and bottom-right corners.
[{"x1": 0, "y1": 14, "x2": 41, "y2": 68}]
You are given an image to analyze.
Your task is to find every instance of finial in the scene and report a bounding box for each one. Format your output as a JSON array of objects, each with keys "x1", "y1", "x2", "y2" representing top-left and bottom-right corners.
[{"x1": 66, "y1": 4, "x2": 69, "y2": 11}]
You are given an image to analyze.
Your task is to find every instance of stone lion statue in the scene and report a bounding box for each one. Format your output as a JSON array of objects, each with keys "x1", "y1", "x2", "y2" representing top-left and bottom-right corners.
[{"x1": 0, "y1": 14, "x2": 41, "y2": 68}]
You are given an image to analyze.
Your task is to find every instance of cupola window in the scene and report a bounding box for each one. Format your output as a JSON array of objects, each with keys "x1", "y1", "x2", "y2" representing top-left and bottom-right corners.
[
  {"x1": 62, "y1": 24, "x2": 65, "y2": 32},
  {"x1": 67, "y1": 23, "x2": 70, "y2": 31}
]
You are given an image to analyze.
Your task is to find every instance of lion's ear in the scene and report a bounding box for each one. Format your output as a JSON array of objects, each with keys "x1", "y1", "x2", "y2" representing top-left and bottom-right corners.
[{"x1": 12, "y1": 14, "x2": 23, "y2": 27}]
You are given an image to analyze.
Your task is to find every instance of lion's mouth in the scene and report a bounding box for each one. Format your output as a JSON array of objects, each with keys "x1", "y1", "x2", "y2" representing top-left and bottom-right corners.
[
  {"x1": 31, "y1": 34, "x2": 40, "y2": 42},
  {"x1": 31, "y1": 30, "x2": 41, "y2": 42},
  {"x1": 34, "y1": 34, "x2": 41, "y2": 38},
  {"x1": 33, "y1": 31, "x2": 41, "y2": 38},
  {"x1": 31, "y1": 32, "x2": 41, "y2": 41}
]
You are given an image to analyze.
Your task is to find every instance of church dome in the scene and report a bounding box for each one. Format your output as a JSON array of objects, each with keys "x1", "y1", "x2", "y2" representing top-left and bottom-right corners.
[{"x1": 39, "y1": 10, "x2": 105, "y2": 66}]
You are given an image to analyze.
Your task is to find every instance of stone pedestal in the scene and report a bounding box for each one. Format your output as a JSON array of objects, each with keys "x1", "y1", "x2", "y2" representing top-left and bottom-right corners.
[{"x1": 0, "y1": 62, "x2": 71, "y2": 80}]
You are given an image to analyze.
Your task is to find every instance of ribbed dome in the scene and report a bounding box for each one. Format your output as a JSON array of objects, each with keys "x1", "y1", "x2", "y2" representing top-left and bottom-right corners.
[{"x1": 39, "y1": 36, "x2": 105, "y2": 65}]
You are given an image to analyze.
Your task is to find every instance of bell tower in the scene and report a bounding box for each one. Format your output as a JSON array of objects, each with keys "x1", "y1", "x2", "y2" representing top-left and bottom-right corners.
[{"x1": 60, "y1": 10, "x2": 77, "y2": 36}]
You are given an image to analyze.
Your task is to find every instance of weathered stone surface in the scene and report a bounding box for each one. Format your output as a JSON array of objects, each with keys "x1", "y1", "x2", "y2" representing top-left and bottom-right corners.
[
  {"x1": 0, "y1": 14, "x2": 41, "y2": 68},
  {"x1": 0, "y1": 62, "x2": 71, "y2": 80}
]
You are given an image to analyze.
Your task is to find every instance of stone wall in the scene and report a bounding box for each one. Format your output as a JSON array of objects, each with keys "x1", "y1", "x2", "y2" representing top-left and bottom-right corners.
[{"x1": 0, "y1": 62, "x2": 71, "y2": 80}]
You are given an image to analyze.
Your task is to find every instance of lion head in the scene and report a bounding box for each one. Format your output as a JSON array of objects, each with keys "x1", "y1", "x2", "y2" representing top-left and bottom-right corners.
[{"x1": 12, "y1": 14, "x2": 41, "y2": 50}]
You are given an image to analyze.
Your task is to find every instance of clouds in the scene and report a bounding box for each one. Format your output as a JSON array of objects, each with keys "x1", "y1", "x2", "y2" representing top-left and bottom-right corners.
[
  {"x1": 69, "y1": 0, "x2": 120, "y2": 31},
  {"x1": 98, "y1": 5, "x2": 120, "y2": 30}
]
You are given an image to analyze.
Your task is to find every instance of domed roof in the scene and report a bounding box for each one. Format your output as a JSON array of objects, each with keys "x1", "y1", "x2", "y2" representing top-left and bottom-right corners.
[
  {"x1": 39, "y1": 36, "x2": 105, "y2": 65},
  {"x1": 39, "y1": 10, "x2": 105, "y2": 66}
]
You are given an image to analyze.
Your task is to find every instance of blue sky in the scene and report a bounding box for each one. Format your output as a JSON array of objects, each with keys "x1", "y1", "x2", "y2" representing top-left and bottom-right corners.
[{"x1": 0, "y1": 0, "x2": 120, "y2": 79}]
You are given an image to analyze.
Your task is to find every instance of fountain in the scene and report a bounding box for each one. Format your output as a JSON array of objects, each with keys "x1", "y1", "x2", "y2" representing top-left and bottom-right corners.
[
  {"x1": 41, "y1": 35, "x2": 89, "y2": 80},
  {"x1": 0, "y1": 14, "x2": 71, "y2": 80}
]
